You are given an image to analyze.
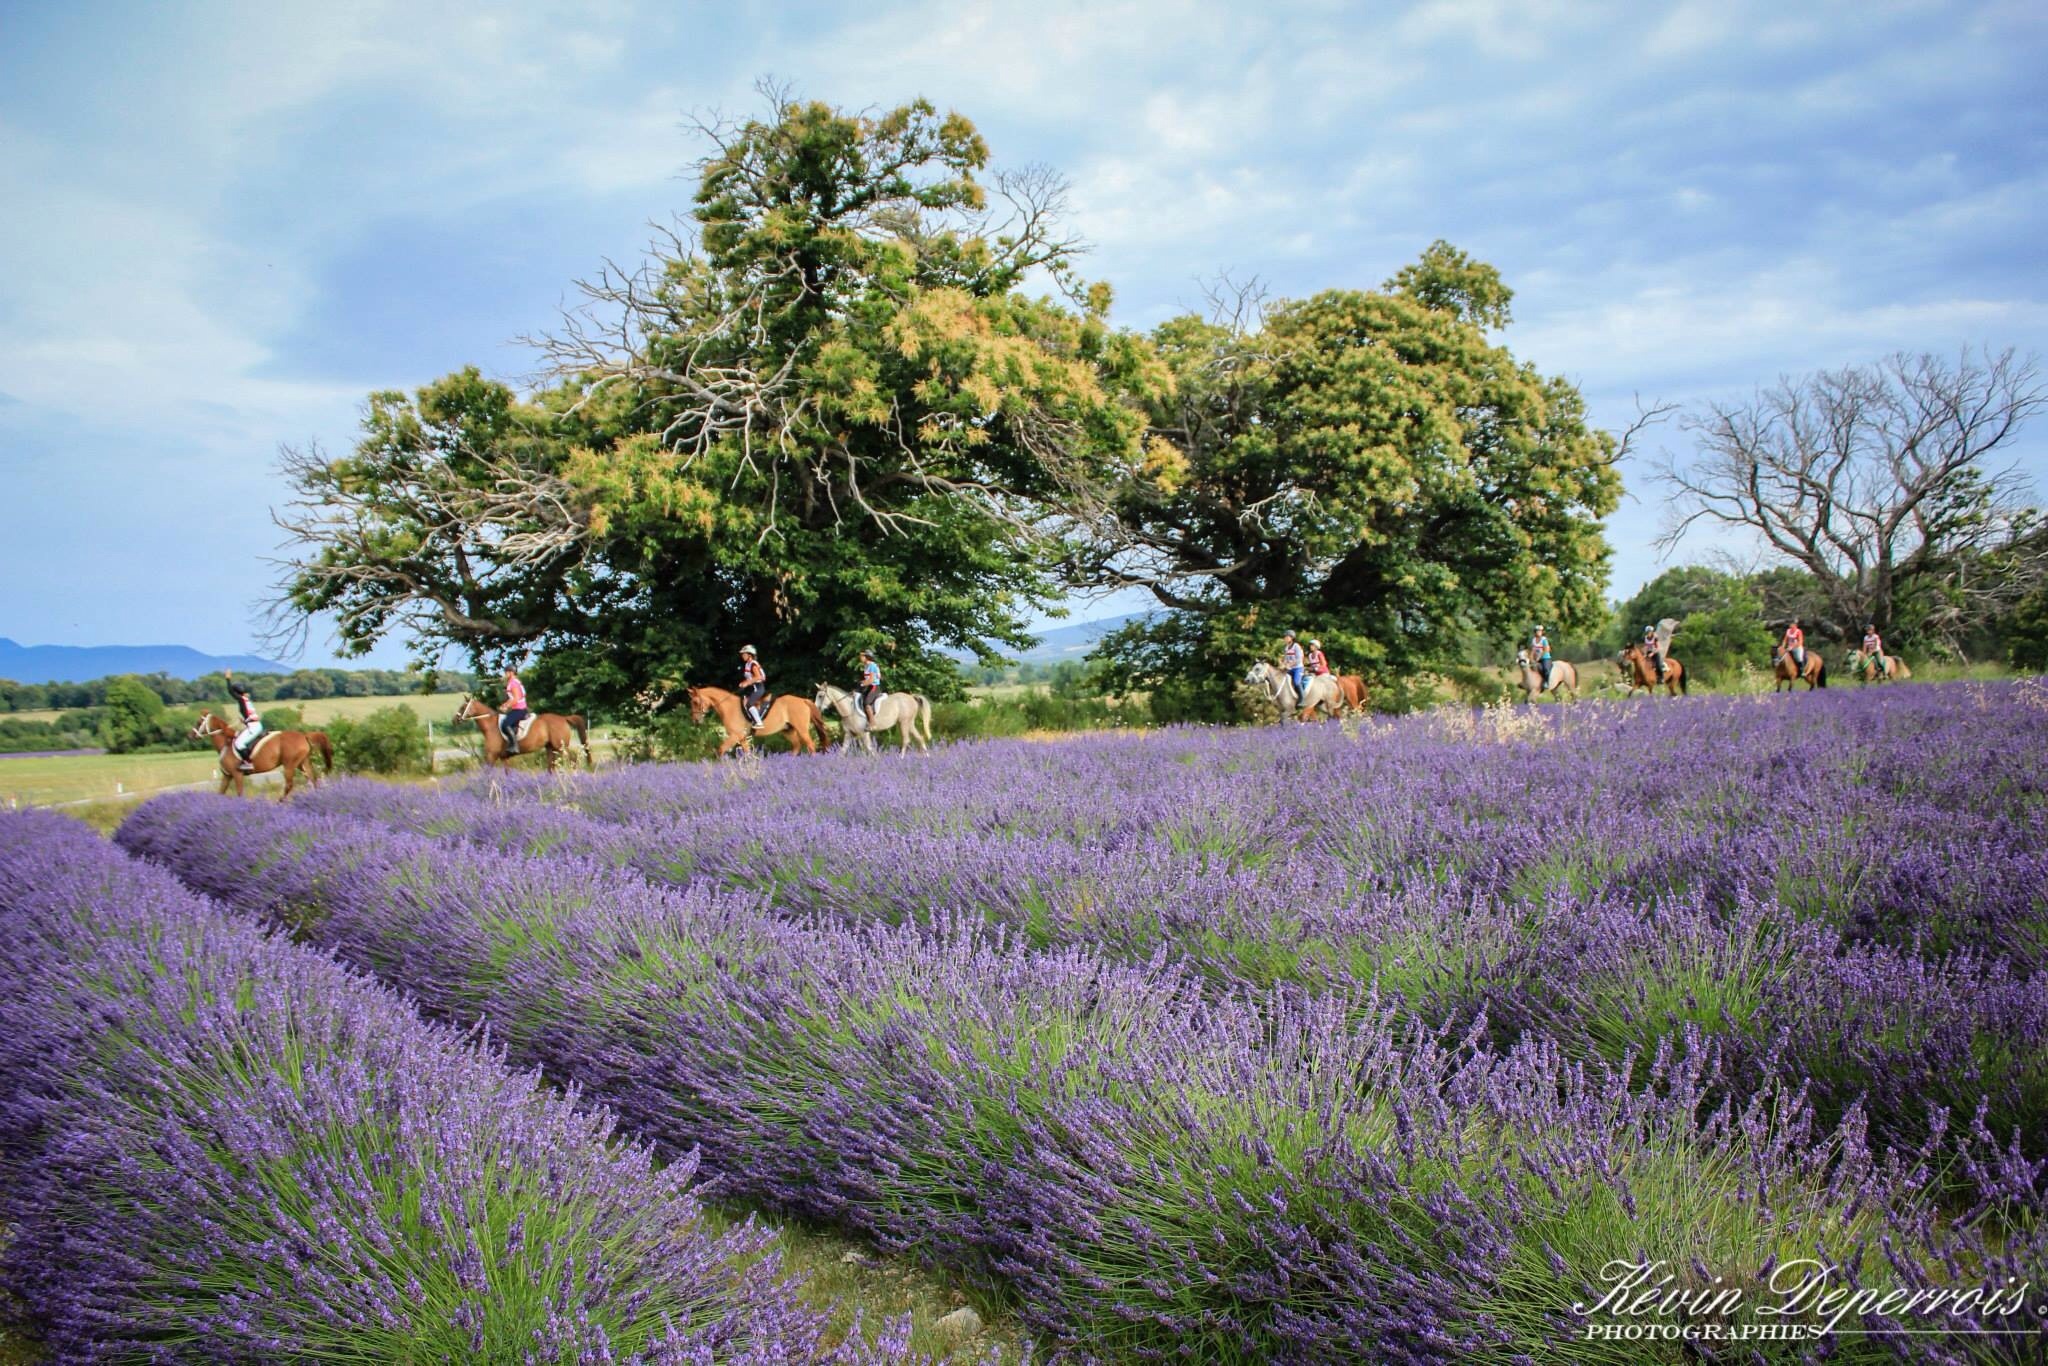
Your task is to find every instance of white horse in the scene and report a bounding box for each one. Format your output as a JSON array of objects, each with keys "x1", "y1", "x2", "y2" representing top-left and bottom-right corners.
[
  {"x1": 815, "y1": 681, "x2": 933, "y2": 754},
  {"x1": 1244, "y1": 661, "x2": 1345, "y2": 721},
  {"x1": 1514, "y1": 649, "x2": 1578, "y2": 702}
]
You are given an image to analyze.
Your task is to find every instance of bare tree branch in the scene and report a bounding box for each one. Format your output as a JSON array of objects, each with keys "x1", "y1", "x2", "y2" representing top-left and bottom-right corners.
[{"x1": 1652, "y1": 347, "x2": 2047, "y2": 645}]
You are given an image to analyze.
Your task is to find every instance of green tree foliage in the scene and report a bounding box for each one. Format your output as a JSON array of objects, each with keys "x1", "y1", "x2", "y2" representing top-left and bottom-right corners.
[
  {"x1": 98, "y1": 676, "x2": 166, "y2": 753},
  {"x1": 2000, "y1": 584, "x2": 2048, "y2": 671},
  {"x1": 270, "y1": 94, "x2": 1158, "y2": 717},
  {"x1": 1089, "y1": 249, "x2": 1622, "y2": 718},
  {"x1": 325, "y1": 706, "x2": 431, "y2": 774},
  {"x1": 1612, "y1": 566, "x2": 1776, "y2": 681}
]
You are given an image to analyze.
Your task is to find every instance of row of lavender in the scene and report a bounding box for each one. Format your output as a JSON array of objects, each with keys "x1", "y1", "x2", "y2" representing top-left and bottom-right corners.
[
  {"x1": 291, "y1": 686, "x2": 2048, "y2": 1167},
  {"x1": 119, "y1": 790, "x2": 2046, "y2": 1362},
  {"x1": 0, "y1": 810, "x2": 911, "y2": 1363}
]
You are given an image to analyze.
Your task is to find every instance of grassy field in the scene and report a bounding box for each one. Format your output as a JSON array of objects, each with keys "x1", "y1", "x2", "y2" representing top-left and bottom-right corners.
[{"x1": 0, "y1": 750, "x2": 226, "y2": 807}]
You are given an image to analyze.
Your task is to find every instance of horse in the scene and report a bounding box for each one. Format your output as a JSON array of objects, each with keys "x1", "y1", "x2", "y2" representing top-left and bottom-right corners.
[
  {"x1": 1244, "y1": 661, "x2": 1348, "y2": 721},
  {"x1": 453, "y1": 696, "x2": 592, "y2": 770},
  {"x1": 1771, "y1": 649, "x2": 1828, "y2": 692},
  {"x1": 685, "y1": 685, "x2": 832, "y2": 758},
  {"x1": 1514, "y1": 649, "x2": 1578, "y2": 702},
  {"x1": 1331, "y1": 673, "x2": 1370, "y2": 712},
  {"x1": 189, "y1": 710, "x2": 326, "y2": 798},
  {"x1": 302, "y1": 730, "x2": 336, "y2": 773},
  {"x1": 1849, "y1": 649, "x2": 1910, "y2": 683},
  {"x1": 814, "y1": 681, "x2": 933, "y2": 755},
  {"x1": 1618, "y1": 643, "x2": 1687, "y2": 698}
]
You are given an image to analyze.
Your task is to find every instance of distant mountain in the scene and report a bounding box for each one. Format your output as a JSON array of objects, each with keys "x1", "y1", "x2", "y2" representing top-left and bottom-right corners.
[
  {"x1": 984, "y1": 612, "x2": 1151, "y2": 666},
  {"x1": 0, "y1": 638, "x2": 287, "y2": 684}
]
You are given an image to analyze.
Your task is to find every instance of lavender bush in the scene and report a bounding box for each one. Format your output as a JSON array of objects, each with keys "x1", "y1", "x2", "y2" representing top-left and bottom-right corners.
[
  {"x1": 292, "y1": 688, "x2": 2048, "y2": 1168},
  {"x1": 0, "y1": 809, "x2": 910, "y2": 1364},
  {"x1": 119, "y1": 771, "x2": 2046, "y2": 1362}
]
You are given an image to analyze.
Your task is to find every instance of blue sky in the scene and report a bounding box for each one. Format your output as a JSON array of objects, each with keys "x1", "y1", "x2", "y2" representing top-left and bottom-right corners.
[{"x1": 3, "y1": 0, "x2": 2045, "y2": 667}]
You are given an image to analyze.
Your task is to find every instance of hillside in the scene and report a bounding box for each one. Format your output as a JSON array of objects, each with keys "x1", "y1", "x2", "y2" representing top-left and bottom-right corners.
[{"x1": 0, "y1": 637, "x2": 286, "y2": 684}]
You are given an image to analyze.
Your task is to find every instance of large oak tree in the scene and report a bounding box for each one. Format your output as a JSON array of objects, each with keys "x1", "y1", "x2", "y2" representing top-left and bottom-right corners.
[
  {"x1": 269, "y1": 94, "x2": 1158, "y2": 710},
  {"x1": 1086, "y1": 244, "x2": 1624, "y2": 716}
]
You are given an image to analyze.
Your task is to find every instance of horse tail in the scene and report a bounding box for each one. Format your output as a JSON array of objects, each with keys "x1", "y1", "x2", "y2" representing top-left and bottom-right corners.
[
  {"x1": 567, "y1": 714, "x2": 592, "y2": 768},
  {"x1": 918, "y1": 694, "x2": 934, "y2": 745},
  {"x1": 1678, "y1": 664, "x2": 1689, "y2": 696},
  {"x1": 1815, "y1": 657, "x2": 1828, "y2": 689},
  {"x1": 311, "y1": 730, "x2": 334, "y2": 773}
]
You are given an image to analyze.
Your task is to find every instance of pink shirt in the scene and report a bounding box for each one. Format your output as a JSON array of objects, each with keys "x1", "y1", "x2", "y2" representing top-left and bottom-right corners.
[{"x1": 504, "y1": 676, "x2": 527, "y2": 709}]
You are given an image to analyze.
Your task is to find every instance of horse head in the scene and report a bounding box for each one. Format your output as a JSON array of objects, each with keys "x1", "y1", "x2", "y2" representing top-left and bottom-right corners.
[
  {"x1": 1515, "y1": 650, "x2": 1531, "y2": 669},
  {"x1": 188, "y1": 711, "x2": 225, "y2": 741},
  {"x1": 684, "y1": 687, "x2": 710, "y2": 725},
  {"x1": 453, "y1": 695, "x2": 488, "y2": 725}
]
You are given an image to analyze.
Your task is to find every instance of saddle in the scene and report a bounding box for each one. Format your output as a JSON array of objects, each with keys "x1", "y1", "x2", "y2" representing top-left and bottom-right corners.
[
  {"x1": 235, "y1": 731, "x2": 280, "y2": 763},
  {"x1": 500, "y1": 714, "x2": 538, "y2": 744}
]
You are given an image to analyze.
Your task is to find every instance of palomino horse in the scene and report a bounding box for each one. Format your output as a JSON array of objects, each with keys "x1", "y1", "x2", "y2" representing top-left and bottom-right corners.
[
  {"x1": 1849, "y1": 649, "x2": 1911, "y2": 683},
  {"x1": 1514, "y1": 650, "x2": 1578, "y2": 702},
  {"x1": 686, "y1": 685, "x2": 831, "y2": 758},
  {"x1": 1244, "y1": 661, "x2": 1351, "y2": 721},
  {"x1": 1619, "y1": 644, "x2": 1687, "y2": 698},
  {"x1": 1771, "y1": 649, "x2": 1828, "y2": 692},
  {"x1": 453, "y1": 697, "x2": 591, "y2": 770},
  {"x1": 189, "y1": 710, "x2": 328, "y2": 798},
  {"x1": 814, "y1": 681, "x2": 933, "y2": 755}
]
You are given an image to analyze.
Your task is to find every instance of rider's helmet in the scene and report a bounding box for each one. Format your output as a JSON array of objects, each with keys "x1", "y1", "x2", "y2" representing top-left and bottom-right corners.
[
  {"x1": 1283, "y1": 630, "x2": 1297, "y2": 640},
  {"x1": 1309, "y1": 639, "x2": 1321, "y2": 650},
  {"x1": 858, "y1": 649, "x2": 873, "y2": 661},
  {"x1": 740, "y1": 644, "x2": 757, "y2": 656},
  {"x1": 1865, "y1": 623, "x2": 1875, "y2": 633}
]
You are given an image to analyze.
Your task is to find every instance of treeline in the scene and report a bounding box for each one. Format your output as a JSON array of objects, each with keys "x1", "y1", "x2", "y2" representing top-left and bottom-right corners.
[
  {"x1": 0, "y1": 668, "x2": 475, "y2": 755},
  {"x1": 0, "y1": 668, "x2": 474, "y2": 715},
  {"x1": 1597, "y1": 564, "x2": 2048, "y2": 682}
]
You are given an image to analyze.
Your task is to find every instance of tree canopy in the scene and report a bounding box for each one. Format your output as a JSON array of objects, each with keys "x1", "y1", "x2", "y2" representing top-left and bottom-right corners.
[
  {"x1": 270, "y1": 94, "x2": 1157, "y2": 711},
  {"x1": 1086, "y1": 254, "x2": 1622, "y2": 717}
]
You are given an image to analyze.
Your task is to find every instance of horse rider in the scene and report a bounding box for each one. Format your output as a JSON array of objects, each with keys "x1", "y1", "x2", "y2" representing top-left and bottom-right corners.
[
  {"x1": 1860, "y1": 623, "x2": 1887, "y2": 678},
  {"x1": 1641, "y1": 624, "x2": 1667, "y2": 683},
  {"x1": 499, "y1": 664, "x2": 529, "y2": 751},
  {"x1": 1279, "y1": 631, "x2": 1306, "y2": 700},
  {"x1": 1780, "y1": 619, "x2": 1806, "y2": 674},
  {"x1": 1530, "y1": 625, "x2": 1553, "y2": 687},
  {"x1": 1305, "y1": 638, "x2": 1331, "y2": 682},
  {"x1": 222, "y1": 668, "x2": 261, "y2": 772},
  {"x1": 856, "y1": 649, "x2": 882, "y2": 724},
  {"x1": 738, "y1": 645, "x2": 768, "y2": 727}
]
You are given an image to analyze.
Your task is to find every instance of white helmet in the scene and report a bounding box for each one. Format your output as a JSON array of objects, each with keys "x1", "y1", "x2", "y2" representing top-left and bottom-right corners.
[
  {"x1": 1309, "y1": 639, "x2": 1321, "y2": 650},
  {"x1": 740, "y1": 644, "x2": 757, "y2": 656}
]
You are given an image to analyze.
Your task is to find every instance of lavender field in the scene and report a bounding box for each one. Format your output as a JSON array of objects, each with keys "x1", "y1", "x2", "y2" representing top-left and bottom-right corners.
[{"x1": 8, "y1": 680, "x2": 2042, "y2": 1361}]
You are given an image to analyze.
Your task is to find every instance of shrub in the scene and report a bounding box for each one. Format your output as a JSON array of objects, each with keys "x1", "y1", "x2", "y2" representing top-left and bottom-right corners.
[{"x1": 325, "y1": 704, "x2": 430, "y2": 774}]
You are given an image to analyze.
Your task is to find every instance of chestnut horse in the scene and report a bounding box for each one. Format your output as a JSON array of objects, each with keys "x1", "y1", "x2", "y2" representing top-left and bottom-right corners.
[
  {"x1": 687, "y1": 685, "x2": 832, "y2": 758},
  {"x1": 189, "y1": 710, "x2": 327, "y2": 798},
  {"x1": 1772, "y1": 649, "x2": 1828, "y2": 692},
  {"x1": 1619, "y1": 643, "x2": 1687, "y2": 697},
  {"x1": 1849, "y1": 649, "x2": 1911, "y2": 683},
  {"x1": 453, "y1": 697, "x2": 591, "y2": 770}
]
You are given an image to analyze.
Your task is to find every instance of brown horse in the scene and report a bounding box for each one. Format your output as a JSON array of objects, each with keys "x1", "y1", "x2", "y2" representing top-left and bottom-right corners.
[
  {"x1": 686, "y1": 685, "x2": 832, "y2": 758},
  {"x1": 1619, "y1": 643, "x2": 1687, "y2": 697},
  {"x1": 1772, "y1": 649, "x2": 1828, "y2": 692},
  {"x1": 1849, "y1": 649, "x2": 1910, "y2": 683},
  {"x1": 1332, "y1": 674, "x2": 1369, "y2": 713},
  {"x1": 453, "y1": 697, "x2": 591, "y2": 770},
  {"x1": 190, "y1": 711, "x2": 326, "y2": 798}
]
